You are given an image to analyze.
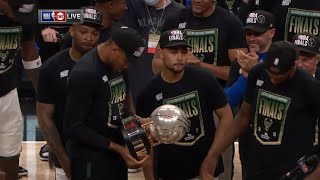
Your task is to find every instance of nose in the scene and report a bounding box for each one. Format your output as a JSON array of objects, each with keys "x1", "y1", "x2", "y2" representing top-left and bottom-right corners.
[
  {"x1": 177, "y1": 51, "x2": 185, "y2": 62},
  {"x1": 247, "y1": 34, "x2": 256, "y2": 41},
  {"x1": 84, "y1": 33, "x2": 94, "y2": 42}
]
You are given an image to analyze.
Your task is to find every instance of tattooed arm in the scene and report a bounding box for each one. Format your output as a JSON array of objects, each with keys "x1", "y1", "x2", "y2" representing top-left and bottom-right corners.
[{"x1": 36, "y1": 102, "x2": 70, "y2": 178}]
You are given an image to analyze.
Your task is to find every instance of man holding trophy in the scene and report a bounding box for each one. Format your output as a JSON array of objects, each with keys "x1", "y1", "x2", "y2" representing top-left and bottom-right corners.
[{"x1": 135, "y1": 29, "x2": 233, "y2": 180}]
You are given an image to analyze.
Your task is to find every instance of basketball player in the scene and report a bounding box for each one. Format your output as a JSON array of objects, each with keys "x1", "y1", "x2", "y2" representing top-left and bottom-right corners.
[
  {"x1": 63, "y1": 26, "x2": 148, "y2": 180},
  {"x1": 36, "y1": 7, "x2": 102, "y2": 179},
  {"x1": 0, "y1": 0, "x2": 40, "y2": 179},
  {"x1": 136, "y1": 29, "x2": 233, "y2": 179}
]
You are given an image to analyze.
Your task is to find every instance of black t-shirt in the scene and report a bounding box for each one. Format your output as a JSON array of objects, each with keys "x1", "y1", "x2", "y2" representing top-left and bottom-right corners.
[
  {"x1": 243, "y1": 64, "x2": 320, "y2": 180},
  {"x1": 162, "y1": 7, "x2": 246, "y2": 85},
  {"x1": 0, "y1": 15, "x2": 34, "y2": 97},
  {"x1": 64, "y1": 47, "x2": 130, "y2": 160},
  {"x1": 37, "y1": 48, "x2": 75, "y2": 140},
  {"x1": 36, "y1": 48, "x2": 75, "y2": 167},
  {"x1": 136, "y1": 65, "x2": 227, "y2": 179}
]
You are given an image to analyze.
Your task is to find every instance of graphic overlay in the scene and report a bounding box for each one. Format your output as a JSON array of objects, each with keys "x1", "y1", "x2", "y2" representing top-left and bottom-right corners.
[{"x1": 38, "y1": 9, "x2": 83, "y2": 24}]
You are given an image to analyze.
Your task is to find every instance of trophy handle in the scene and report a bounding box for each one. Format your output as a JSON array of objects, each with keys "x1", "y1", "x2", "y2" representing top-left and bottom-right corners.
[{"x1": 121, "y1": 116, "x2": 154, "y2": 160}]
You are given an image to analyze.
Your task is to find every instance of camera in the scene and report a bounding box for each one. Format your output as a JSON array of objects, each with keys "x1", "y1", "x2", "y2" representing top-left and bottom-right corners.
[{"x1": 281, "y1": 154, "x2": 319, "y2": 180}]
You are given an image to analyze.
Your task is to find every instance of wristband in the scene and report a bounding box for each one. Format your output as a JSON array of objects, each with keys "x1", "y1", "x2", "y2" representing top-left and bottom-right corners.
[{"x1": 22, "y1": 56, "x2": 41, "y2": 69}]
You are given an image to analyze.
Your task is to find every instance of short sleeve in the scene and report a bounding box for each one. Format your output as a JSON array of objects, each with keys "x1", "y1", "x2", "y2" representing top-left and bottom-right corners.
[{"x1": 36, "y1": 64, "x2": 56, "y2": 104}]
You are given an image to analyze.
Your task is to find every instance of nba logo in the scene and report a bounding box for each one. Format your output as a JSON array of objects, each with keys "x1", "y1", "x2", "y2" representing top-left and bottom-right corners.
[
  {"x1": 40, "y1": 11, "x2": 54, "y2": 22},
  {"x1": 53, "y1": 11, "x2": 66, "y2": 22}
]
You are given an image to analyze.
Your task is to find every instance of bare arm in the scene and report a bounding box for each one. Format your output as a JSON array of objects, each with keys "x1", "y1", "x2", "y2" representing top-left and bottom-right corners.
[
  {"x1": 199, "y1": 63, "x2": 230, "y2": 81},
  {"x1": 36, "y1": 102, "x2": 70, "y2": 177},
  {"x1": 200, "y1": 101, "x2": 251, "y2": 179},
  {"x1": 21, "y1": 39, "x2": 40, "y2": 90},
  {"x1": 151, "y1": 44, "x2": 162, "y2": 75},
  {"x1": 142, "y1": 151, "x2": 155, "y2": 180}
]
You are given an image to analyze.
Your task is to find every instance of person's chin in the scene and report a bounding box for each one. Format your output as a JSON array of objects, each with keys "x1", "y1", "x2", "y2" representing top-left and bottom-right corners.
[
  {"x1": 248, "y1": 45, "x2": 260, "y2": 52},
  {"x1": 81, "y1": 46, "x2": 94, "y2": 52}
]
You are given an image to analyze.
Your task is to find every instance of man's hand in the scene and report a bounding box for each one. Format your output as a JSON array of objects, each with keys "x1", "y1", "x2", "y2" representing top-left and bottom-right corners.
[
  {"x1": 120, "y1": 147, "x2": 150, "y2": 169},
  {"x1": 109, "y1": 142, "x2": 150, "y2": 169},
  {"x1": 186, "y1": 51, "x2": 201, "y2": 65},
  {"x1": 199, "y1": 154, "x2": 219, "y2": 180},
  {"x1": 136, "y1": 116, "x2": 151, "y2": 125},
  {"x1": 41, "y1": 27, "x2": 59, "y2": 42},
  {"x1": 237, "y1": 49, "x2": 259, "y2": 72}
]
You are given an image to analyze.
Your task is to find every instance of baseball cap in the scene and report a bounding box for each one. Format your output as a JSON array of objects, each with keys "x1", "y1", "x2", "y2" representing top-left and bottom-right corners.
[
  {"x1": 292, "y1": 33, "x2": 320, "y2": 55},
  {"x1": 81, "y1": 7, "x2": 103, "y2": 28},
  {"x1": 243, "y1": 10, "x2": 275, "y2": 33},
  {"x1": 263, "y1": 41, "x2": 299, "y2": 74},
  {"x1": 110, "y1": 26, "x2": 145, "y2": 61},
  {"x1": 159, "y1": 29, "x2": 191, "y2": 49}
]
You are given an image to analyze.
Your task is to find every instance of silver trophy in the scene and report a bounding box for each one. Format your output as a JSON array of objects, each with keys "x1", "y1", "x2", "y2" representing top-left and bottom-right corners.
[{"x1": 121, "y1": 104, "x2": 191, "y2": 160}]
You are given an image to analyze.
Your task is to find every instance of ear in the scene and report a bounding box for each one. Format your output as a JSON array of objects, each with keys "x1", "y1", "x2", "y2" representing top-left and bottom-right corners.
[
  {"x1": 268, "y1": 28, "x2": 276, "y2": 39},
  {"x1": 105, "y1": 1, "x2": 113, "y2": 9},
  {"x1": 69, "y1": 26, "x2": 75, "y2": 38},
  {"x1": 111, "y1": 41, "x2": 120, "y2": 53},
  {"x1": 159, "y1": 48, "x2": 164, "y2": 59},
  {"x1": 315, "y1": 55, "x2": 320, "y2": 63}
]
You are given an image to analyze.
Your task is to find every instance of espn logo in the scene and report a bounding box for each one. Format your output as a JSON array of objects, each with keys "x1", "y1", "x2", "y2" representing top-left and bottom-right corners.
[{"x1": 38, "y1": 9, "x2": 83, "y2": 24}]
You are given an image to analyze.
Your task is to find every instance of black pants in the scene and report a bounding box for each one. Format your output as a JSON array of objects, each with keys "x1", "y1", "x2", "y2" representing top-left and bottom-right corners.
[{"x1": 70, "y1": 154, "x2": 128, "y2": 180}]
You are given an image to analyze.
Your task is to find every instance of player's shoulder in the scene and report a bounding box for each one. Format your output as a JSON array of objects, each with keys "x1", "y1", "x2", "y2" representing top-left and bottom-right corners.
[
  {"x1": 71, "y1": 48, "x2": 100, "y2": 75},
  {"x1": 41, "y1": 48, "x2": 70, "y2": 70},
  {"x1": 185, "y1": 65, "x2": 215, "y2": 79},
  {"x1": 250, "y1": 63, "x2": 265, "y2": 76}
]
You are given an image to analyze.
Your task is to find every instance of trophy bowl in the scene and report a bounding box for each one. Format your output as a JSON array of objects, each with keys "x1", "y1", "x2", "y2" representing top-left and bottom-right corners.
[
  {"x1": 120, "y1": 104, "x2": 190, "y2": 160},
  {"x1": 149, "y1": 104, "x2": 190, "y2": 144}
]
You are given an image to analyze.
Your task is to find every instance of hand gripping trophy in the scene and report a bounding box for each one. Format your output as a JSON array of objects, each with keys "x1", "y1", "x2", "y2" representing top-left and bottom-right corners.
[{"x1": 120, "y1": 104, "x2": 191, "y2": 160}]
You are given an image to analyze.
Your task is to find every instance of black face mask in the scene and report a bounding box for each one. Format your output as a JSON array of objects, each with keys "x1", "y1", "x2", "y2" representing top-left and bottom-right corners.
[{"x1": 8, "y1": 0, "x2": 37, "y2": 24}]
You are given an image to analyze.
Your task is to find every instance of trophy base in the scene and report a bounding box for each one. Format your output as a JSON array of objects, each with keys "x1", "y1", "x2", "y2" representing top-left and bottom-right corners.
[{"x1": 121, "y1": 116, "x2": 155, "y2": 160}]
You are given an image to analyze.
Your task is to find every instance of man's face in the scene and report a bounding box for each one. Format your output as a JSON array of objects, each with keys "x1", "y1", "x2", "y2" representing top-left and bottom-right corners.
[
  {"x1": 109, "y1": 0, "x2": 128, "y2": 20},
  {"x1": 246, "y1": 29, "x2": 274, "y2": 53},
  {"x1": 70, "y1": 24, "x2": 100, "y2": 54},
  {"x1": 0, "y1": 0, "x2": 14, "y2": 19},
  {"x1": 161, "y1": 46, "x2": 188, "y2": 74},
  {"x1": 110, "y1": 44, "x2": 129, "y2": 72},
  {"x1": 266, "y1": 66, "x2": 293, "y2": 86},
  {"x1": 192, "y1": 0, "x2": 214, "y2": 17},
  {"x1": 295, "y1": 51, "x2": 319, "y2": 75}
]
